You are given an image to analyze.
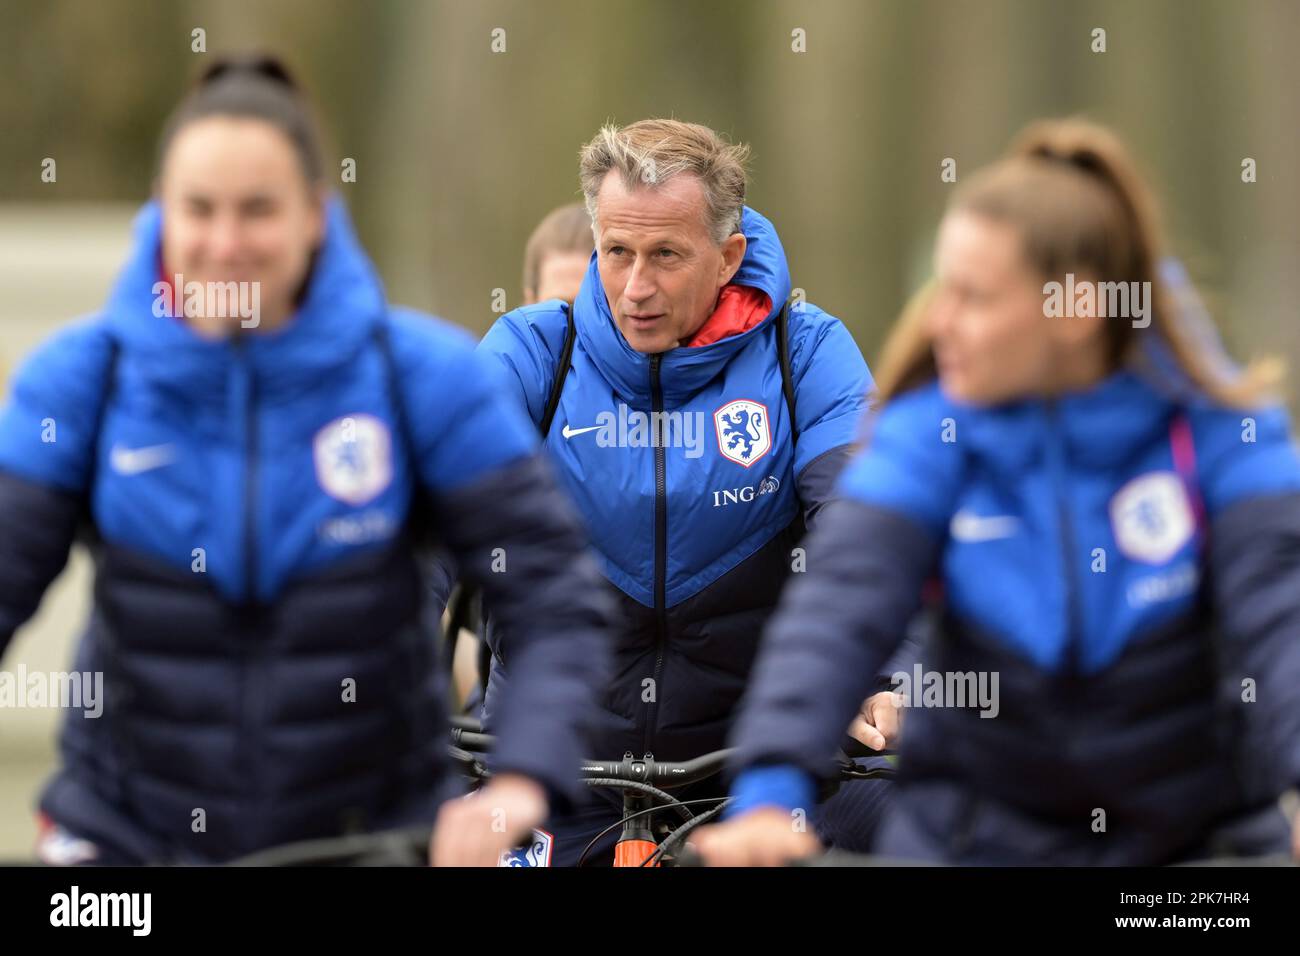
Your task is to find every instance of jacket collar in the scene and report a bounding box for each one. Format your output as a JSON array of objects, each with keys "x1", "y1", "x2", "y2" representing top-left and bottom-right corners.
[{"x1": 956, "y1": 369, "x2": 1180, "y2": 474}]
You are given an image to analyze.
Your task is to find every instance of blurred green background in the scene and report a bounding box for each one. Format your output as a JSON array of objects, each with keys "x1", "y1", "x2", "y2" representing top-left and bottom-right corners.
[
  {"x1": 0, "y1": 0, "x2": 1297, "y2": 860},
  {"x1": 3, "y1": 0, "x2": 1297, "y2": 355}
]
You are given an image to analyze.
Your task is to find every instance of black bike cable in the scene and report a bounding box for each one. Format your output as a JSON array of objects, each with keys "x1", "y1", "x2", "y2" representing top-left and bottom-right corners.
[
  {"x1": 641, "y1": 801, "x2": 729, "y2": 867},
  {"x1": 580, "y1": 778, "x2": 693, "y2": 821},
  {"x1": 574, "y1": 796, "x2": 730, "y2": 867}
]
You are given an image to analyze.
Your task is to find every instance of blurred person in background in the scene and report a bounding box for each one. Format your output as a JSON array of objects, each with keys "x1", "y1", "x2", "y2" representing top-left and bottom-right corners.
[
  {"x1": 522, "y1": 202, "x2": 594, "y2": 306},
  {"x1": 0, "y1": 54, "x2": 611, "y2": 867},
  {"x1": 471, "y1": 119, "x2": 904, "y2": 866},
  {"x1": 697, "y1": 118, "x2": 1300, "y2": 866}
]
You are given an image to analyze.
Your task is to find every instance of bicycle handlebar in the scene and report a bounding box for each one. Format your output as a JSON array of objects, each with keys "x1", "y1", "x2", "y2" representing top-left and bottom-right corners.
[
  {"x1": 222, "y1": 731, "x2": 898, "y2": 866},
  {"x1": 578, "y1": 749, "x2": 737, "y2": 789},
  {"x1": 449, "y1": 725, "x2": 895, "y2": 788}
]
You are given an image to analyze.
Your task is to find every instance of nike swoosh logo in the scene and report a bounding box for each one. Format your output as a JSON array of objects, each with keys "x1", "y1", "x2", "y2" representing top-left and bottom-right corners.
[
  {"x1": 109, "y1": 443, "x2": 177, "y2": 476},
  {"x1": 950, "y1": 509, "x2": 1021, "y2": 542},
  {"x1": 561, "y1": 424, "x2": 601, "y2": 439}
]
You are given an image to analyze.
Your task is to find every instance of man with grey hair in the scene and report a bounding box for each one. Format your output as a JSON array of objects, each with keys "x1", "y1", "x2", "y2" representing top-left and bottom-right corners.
[{"x1": 471, "y1": 118, "x2": 902, "y2": 865}]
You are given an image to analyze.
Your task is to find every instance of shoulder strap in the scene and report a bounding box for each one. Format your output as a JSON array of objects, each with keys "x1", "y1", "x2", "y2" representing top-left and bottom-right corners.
[
  {"x1": 538, "y1": 305, "x2": 577, "y2": 438},
  {"x1": 1169, "y1": 411, "x2": 1207, "y2": 535},
  {"x1": 777, "y1": 299, "x2": 800, "y2": 444}
]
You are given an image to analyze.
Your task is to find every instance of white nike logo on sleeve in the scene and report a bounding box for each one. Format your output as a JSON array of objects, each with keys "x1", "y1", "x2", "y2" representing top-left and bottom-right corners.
[
  {"x1": 561, "y1": 424, "x2": 601, "y2": 439},
  {"x1": 109, "y1": 443, "x2": 177, "y2": 476},
  {"x1": 949, "y1": 509, "x2": 1021, "y2": 542}
]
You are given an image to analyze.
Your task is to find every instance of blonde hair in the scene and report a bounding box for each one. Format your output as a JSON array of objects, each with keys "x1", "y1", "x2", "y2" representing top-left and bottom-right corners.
[
  {"x1": 872, "y1": 118, "x2": 1281, "y2": 409},
  {"x1": 521, "y1": 202, "x2": 593, "y2": 299},
  {"x1": 578, "y1": 118, "x2": 750, "y2": 245}
]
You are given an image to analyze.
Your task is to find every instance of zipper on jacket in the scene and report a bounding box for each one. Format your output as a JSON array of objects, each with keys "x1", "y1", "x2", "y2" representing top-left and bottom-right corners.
[
  {"x1": 232, "y1": 335, "x2": 263, "y2": 851},
  {"x1": 1045, "y1": 401, "x2": 1082, "y2": 677},
  {"x1": 234, "y1": 336, "x2": 260, "y2": 605},
  {"x1": 644, "y1": 353, "x2": 668, "y2": 756}
]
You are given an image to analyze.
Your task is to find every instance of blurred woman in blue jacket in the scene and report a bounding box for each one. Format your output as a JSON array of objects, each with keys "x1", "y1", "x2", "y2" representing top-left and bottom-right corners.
[
  {"x1": 0, "y1": 55, "x2": 611, "y2": 866},
  {"x1": 698, "y1": 118, "x2": 1300, "y2": 866}
]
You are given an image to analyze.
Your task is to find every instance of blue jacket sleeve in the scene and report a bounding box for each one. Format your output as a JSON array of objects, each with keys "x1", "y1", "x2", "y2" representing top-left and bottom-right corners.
[
  {"x1": 387, "y1": 310, "x2": 539, "y2": 491},
  {"x1": 477, "y1": 303, "x2": 571, "y2": 427},
  {"x1": 0, "y1": 318, "x2": 115, "y2": 656},
  {"x1": 1211, "y1": 492, "x2": 1300, "y2": 798},
  {"x1": 0, "y1": 473, "x2": 83, "y2": 656},
  {"x1": 837, "y1": 383, "x2": 966, "y2": 536},
  {"x1": 388, "y1": 311, "x2": 612, "y2": 807},
  {"x1": 727, "y1": 386, "x2": 964, "y2": 808},
  {"x1": 1193, "y1": 401, "x2": 1300, "y2": 798},
  {"x1": 430, "y1": 454, "x2": 614, "y2": 808},
  {"x1": 728, "y1": 499, "x2": 941, "y2": 808},
  {"x1": 431, "y1": 304, "x2": 568, "y2": 612},
  {"x1": 0, "y1": 317, "x2": 115, "y2": 492},
  {"x1": 795, "y1": 446, "x2": 856, "y2": 531},
  {"x1": 787, "y1": 304, "x2": 872, "y2": 523}
]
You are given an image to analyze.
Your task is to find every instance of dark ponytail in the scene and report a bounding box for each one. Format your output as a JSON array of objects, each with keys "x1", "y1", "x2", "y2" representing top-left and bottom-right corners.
[{"x1": 157, "y1": 53, "x2": 326, "y2": 184}]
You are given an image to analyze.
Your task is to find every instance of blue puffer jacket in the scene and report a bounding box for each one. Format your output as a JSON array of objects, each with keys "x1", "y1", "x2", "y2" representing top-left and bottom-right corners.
[
  {"x1": 728, "y1": 367, "x2": 1300, "y2": 864},
  {"x1": 0, "y1": 198, "x2": 611, "y2": 863},
  {"x1": 477, "y1": 206, "x2": 873, "y2": 765}
]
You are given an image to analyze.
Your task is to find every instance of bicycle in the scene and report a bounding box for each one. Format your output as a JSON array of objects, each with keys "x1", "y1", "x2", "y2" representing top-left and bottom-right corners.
[{"x1": 449, "y1": 716, "x2": 896, "y2": 867}]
